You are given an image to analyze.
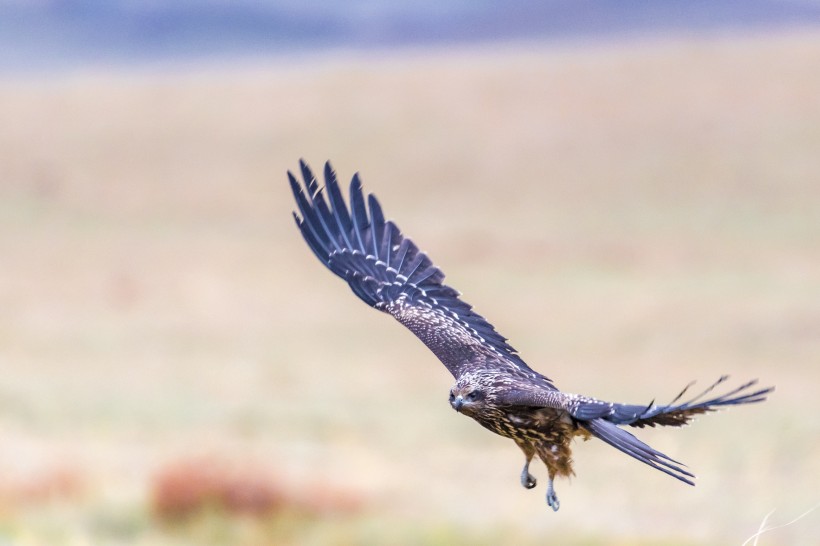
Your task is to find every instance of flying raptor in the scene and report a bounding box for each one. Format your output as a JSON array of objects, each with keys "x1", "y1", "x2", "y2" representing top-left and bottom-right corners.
[{"x1": 289, "y1": 160, "x2": 773, "y2": 511}]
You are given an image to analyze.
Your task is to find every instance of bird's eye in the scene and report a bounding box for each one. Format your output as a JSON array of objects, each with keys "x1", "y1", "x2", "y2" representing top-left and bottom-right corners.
[
  {"x1": 449, "y1": 392, "x2": 455, "y2": 401},
  {"x1": 467, "y1": 391, "x2": 479, "y2": 401}
]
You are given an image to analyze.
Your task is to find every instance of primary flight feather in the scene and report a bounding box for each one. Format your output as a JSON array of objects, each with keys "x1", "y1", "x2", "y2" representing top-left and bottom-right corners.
[{"x1": 289, "y1": 160, "x2": 773, "y2": 511}]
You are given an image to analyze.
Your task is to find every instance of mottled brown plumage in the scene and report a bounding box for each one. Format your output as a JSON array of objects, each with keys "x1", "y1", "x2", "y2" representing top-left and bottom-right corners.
[{"x1": 289, "y1": 160, "x2": 773, "y2": 511}]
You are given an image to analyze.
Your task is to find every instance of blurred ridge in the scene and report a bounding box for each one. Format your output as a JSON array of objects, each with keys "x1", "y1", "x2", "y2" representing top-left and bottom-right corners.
[{"x1": 2, "y1": 0, "x2": 820, "y2": 74}]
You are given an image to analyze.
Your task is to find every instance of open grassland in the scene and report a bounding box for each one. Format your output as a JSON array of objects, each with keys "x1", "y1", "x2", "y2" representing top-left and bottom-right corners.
[{"x1": 0, "y1": 31, "x2": 819, "y2": 545}]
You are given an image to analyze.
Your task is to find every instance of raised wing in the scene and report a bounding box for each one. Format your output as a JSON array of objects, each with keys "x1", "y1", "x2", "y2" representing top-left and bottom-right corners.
[{"x1": 289, "y1": 159, "x2": 536, "y2": 379}]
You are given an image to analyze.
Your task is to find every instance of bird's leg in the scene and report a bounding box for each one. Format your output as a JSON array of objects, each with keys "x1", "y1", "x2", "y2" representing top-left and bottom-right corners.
[
  {"x1": 516, "y1": 441, "x2": 537, "y2": 489},
  {"x1": 520, "y1": 458, "x2": 537, "y2": 489},
  {"x1": 545, "y1": 473, "x2": 560, "y2": 512},
  {"x1": 536, "y1": 437, "x2": 570, "y2": 512}
]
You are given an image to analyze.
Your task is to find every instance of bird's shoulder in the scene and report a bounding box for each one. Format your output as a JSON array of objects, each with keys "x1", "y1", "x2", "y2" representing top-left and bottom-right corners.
[{"x1": 464, "y1": 359, "x2": 558, "y2": 394}]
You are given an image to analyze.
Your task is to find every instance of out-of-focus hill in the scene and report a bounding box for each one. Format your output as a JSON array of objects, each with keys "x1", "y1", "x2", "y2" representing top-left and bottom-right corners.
[{"x1": 2, "y1": 0, "x2": 820, "y2": 73}]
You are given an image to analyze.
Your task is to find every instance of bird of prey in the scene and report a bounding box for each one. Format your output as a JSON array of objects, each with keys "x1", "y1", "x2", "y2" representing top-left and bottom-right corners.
[{"x1": 288, "y1": 160, "x2": 773, "y2": 512}]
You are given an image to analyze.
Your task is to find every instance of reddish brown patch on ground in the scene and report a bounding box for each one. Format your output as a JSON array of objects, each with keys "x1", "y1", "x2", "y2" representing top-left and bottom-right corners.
[
  {"x1": 0, "y1": 464, "x2": 85, "y2": 510},
  {"x1": 151, "y1": 455, "x2": 362, "y2": 521}
]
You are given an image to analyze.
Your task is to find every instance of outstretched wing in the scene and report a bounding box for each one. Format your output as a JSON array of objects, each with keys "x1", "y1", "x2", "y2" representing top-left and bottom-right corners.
[
  {"x1": 570, "y1": 376, "x2": 774, "y2": 428},
  {"x1": 289, "y1": 159, "x2": 536, "y2": 379},
  {"x1": 495, "y1": 377, "x2": 772, "y2": 485},
  {"x1": 498, "y1": 376, "x2": 772, "y2": 428}
]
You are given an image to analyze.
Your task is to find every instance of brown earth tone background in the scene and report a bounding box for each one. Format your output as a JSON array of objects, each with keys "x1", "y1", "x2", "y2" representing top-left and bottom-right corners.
[{"x1": 0, "y1": 30, "x2": 818, "y2": 545}]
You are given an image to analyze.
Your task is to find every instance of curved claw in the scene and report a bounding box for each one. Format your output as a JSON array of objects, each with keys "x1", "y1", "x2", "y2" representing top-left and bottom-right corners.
[
  {"x1": 520, "y1": 462, "x2": 537, "y2": 489},
  {"x1": 521, "y1": 473, "x2": 537, "y2": 489}
]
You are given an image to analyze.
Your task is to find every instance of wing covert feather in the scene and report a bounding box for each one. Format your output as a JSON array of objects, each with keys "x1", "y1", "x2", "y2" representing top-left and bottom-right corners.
[{"x1": 290, "y1": 159, "x2": 537, "y2": 379}]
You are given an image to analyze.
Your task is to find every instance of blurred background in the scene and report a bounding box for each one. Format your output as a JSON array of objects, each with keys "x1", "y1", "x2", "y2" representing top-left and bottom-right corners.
[{"x1": 1, "y1": 1, "x2": 819, "y2": 545}]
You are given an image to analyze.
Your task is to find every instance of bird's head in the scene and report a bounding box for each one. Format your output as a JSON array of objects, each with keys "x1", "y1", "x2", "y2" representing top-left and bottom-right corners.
[{"x1": 449, "y1": 376, "x2": 489, "y2": 416}]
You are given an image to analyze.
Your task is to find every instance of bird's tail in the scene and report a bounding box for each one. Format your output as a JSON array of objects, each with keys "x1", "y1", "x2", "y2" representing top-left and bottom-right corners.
[
  {"x1": 582, "y1": 419, "x2": 696, "y2": 485},
  {"x1": 578, "y1": 377, "x2": 772, "y2": 486},
  {"x1": 572, "y1": 376, "x2": 773, "y2": 429}
]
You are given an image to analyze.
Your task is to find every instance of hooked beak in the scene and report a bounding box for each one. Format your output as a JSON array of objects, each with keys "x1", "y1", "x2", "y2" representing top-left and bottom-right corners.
[{"x1": 452, "y1": 395, "x2": 464, "y2": 412}]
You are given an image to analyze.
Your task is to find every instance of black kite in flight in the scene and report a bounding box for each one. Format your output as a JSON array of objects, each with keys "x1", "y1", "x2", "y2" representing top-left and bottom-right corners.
[{"x1": 289, "y1": 160, "x2": 773, "y2": 511}]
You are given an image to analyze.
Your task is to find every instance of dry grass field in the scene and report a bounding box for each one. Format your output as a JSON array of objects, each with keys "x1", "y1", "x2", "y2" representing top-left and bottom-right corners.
[{"x1": 0, "y1": 30, "x2": 818, "y2": 545}]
